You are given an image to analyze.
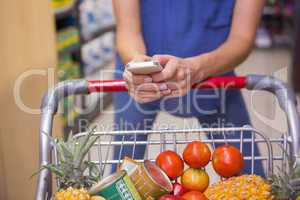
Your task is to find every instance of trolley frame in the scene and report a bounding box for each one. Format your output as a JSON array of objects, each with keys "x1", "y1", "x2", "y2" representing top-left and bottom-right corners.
[{"x1": 35, "y1": 75, "x2": 300, "y2": 200}]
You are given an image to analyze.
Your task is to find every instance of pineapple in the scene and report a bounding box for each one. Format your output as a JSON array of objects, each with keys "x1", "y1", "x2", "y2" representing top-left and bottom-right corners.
[
  {"x1": 205, "y1": 174, "x2": 273, "y2": 200},
  {"x1": 268, "y1": 150, "x2": 300, "y2": 200},
  {"x1": 35, "y1": 128, "x2": 101, "y2": 200},
  {"x1": 54, "y1": 187, "x2": 90, "y2": 200},
  {"x1": 54, "y1": 188, "x2": 105, "y2": 200}
]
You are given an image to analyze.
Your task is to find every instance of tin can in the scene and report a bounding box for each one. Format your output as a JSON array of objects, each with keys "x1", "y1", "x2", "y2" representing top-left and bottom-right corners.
[
  {"x1": 89, "y1": 170, "x2": 142, "y2": 200},
  {"x1": 121, "y1": 158, "x2": 173, "y2": 199}
]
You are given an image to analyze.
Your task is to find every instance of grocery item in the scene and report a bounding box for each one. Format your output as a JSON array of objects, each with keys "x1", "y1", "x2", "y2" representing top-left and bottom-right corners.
[
  {"x1": 34, "y1": 129, "x2": 100, "y2": 199},
  {"x1": 58, "y1": 54, "x2": 80, "y2": 81},
  {"x1": 119, "y1": 156, "x2": 141, "y2": 176},
  {"x1": 80, "y1": 0, "x2": 115, "y2": 39},
  {"x1": 181, "y1": 168, "x2": 209, "y2": 192},
  {"x1": 54, "y1": 187, "x2": 91, "y2": 200},
  {"x1": 205, "y1": 174, "x2": 273, "y2": 199},
  {"x1": 182, "y1": 191, "x2": 208, "y2": 200},
  {"x1": 57, "y1": 27, "x2": 79, "y2": 53},
  {"x1": 52, "y1": 0, "x2": 74, "y2": 10},
  {"x1": 183, "y1": 141, "x2": 211, "y2": 168},
  {"x1": 212, "y1": 144, "x2": 244, "y2": 178},
  {"x1": 89, "y1": 170, "x2": 142, "y2": 200},
  {"x1": 121, "y1": 158, "x2": 173, "y2": 200},
  {"x1": 268, "y1": 151, "x2": 300, "y2": 199},
  {"x1": 91, "y1": 197, "x2": 106, "y2": 200},
  {"x1": 54, "y1": 189, "x2": 106, "y2": 200},
  {"x1": 171, "y1": 182, "x2": 188, "y2": 196},
  {"x1": 82, "y1": 32, "x2": 115, "y2": 75},
  {"x1": 159, "y1": 194, "x2": 185, "y2": 200},
  {"x1": 156, "y1": 150, "x2": 184, "y2": 179}
]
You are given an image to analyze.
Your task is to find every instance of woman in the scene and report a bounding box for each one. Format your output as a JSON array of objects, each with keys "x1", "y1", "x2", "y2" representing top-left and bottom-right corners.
[{"x1": 112, "y1": 0, "x2": 266, "y2": 175}]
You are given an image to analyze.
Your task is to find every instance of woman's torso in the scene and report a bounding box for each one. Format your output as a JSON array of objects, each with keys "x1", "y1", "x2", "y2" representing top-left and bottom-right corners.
[
  {"x1": 140, "y1": 0, "x2": 235, "y2": 57},
  {"x1": 115, "y1": 0, "x2": 236, "y2": 117}
]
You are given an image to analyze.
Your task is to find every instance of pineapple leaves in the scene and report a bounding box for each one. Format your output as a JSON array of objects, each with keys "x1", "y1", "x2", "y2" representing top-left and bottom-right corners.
[
  {"x1": 33, "y1": 127, "x2": 100, "y2": 190},
  {"x1": 269, "y1": 144, "x2": 300, "y2": 199},
  {"x1": 31, "y1": 164, "x2": 65, "y2": 179}
]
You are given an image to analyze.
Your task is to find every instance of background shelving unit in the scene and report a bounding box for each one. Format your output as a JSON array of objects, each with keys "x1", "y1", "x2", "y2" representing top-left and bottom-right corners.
[
  {"x1": 52, "y1": 0, "x2": 116, "y2": 134},
  {"x1": 256, "y1": 0, "x2": 295, "y2": 48}
]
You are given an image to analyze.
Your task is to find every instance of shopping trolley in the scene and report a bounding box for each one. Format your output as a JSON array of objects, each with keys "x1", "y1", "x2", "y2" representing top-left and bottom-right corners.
[{"x1": 35, "y1": 75, "x2": 300, "y2": 200}]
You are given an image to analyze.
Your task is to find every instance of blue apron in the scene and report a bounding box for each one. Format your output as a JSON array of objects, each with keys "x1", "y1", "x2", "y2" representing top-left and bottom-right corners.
[{"x1": 112, "y1": 0, "x2": 264, "y2": 176}]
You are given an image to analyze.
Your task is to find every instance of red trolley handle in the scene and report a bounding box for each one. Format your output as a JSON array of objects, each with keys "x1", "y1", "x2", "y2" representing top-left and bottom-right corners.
[{"x1": 87, "y1": 76, "x2": 247, "y2": 93}]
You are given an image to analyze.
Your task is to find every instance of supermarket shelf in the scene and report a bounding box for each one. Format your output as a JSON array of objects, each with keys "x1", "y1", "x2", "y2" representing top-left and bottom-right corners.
[
  {"x1": 84, "y1": 59, "x2": 114, "y2": 76},
  {"x1": 63, "y1": 92, "x2": 112, "y2": 134},
  {"x1": 82, "y1": 24, "x2": 116, "y2": 44},
  {"x1": 63, "y1": 62, "x2": 115, "y2": 133}
]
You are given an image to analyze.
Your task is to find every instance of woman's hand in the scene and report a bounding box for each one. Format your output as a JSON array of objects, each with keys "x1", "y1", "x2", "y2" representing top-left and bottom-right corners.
[
  {"x1": 123, "y1": 55, "x2": 171, "y2": 103},
  {"x1": 151, "y1": 55, "x2": 205, "y2": 97}
]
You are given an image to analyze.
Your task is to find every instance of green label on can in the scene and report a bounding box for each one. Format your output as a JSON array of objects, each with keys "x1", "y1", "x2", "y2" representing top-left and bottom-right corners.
[{"x1": 96, "y1": 173, "x2": 142, "y2": 200}]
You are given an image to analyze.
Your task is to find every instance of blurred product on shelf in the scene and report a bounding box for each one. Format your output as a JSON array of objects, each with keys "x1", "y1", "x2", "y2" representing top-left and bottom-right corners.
[
  {"x1": 255, "y1": 26, "x2": 272, "y2": 48},
  {"x1": 57, "y1": 27, "x2": 80, "y2": 53},
  {"x1": 264, "y1": 0, "x2": 294, "y2": 17},
  {"x1": 256, "y1": 0, "x2": 294, "y2": 48},
  {"x1": 80, "y1": 0, "x2": 115, "y2": 39},
  {"x1": 52, "y1": 0, "x2": 74, "y2": 10},
  {"x1": 58, "y1": 54, "x2": 80, "y2": 81},
  {"x1": 57, "y1": 54, "x2": 80, "y2": 123},
  {"x1": 82, "y1": 32, "x2": 115, "y2": 75}
]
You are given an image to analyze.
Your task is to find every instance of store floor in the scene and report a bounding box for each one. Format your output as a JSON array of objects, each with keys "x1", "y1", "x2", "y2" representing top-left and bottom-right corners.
[{"x1": 91, "y1": 48, "x2": 291, "y2": 180}]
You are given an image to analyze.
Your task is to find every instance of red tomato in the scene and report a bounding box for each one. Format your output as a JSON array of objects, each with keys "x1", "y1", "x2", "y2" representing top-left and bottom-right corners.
[
  {"x1": 159, "y1": 194, "x2": 185, "y2": 200},
  {"x1": 156, "y1": 150, "x2": 184, "y2": 179},
  {"x1": 182, "y1": 191, "x2": 208, "y2": 200},
  {"x1": 183, "y1": 141, "x2": 211, "y2": 168},
  {"x1": 172, "y1": 182, "x2": 189, "y2": 196},
  {"x1": 212, "y1": 144, "x2": 244, "y2": 178},
  {"x1": 181, "y1": 168, "x2": 209, "y2": 192}
]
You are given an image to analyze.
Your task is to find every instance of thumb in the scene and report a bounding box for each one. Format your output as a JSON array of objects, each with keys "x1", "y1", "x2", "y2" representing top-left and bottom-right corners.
[{"x1": 153, "y1": 54, "x2": 175, "y2": 66}]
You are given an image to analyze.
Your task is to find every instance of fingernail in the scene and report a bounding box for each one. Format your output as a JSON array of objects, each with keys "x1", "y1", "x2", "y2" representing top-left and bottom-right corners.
[
  {"x1": 144, "y1": 77, "x2": 152, "y2": 83},
  {"x1": 162, "y1": 89, "x2": 171, "y2": 95},
  {"x1": 160, "y1": 84, "x2": 168, "y2": 91}
]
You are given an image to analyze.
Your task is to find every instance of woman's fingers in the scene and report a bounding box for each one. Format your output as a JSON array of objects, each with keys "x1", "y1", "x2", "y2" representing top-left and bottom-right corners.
[
  {"x1": 134, "y1": 82, "x2": 169, "y2": 92},
  {"x1": 152, "y1": 58, "x2": 178, "y2": 82},
  {"x1": 131, "y1": 54, "x2": 152, "y2": 62},
  {"x1": 129, "y1": 90, "x2": 170, "y2": 103},
  {"x1": 169, "y1": 87, "x2": 189, "y2": 97},
  {"x1": 124, "y1": 54, "x2": 195, "y2": 101},
  {"x1": 165, "y1": 79, "x2": 189, "y2": 91},
  {"x1": 130, "y1": 90, "x2": 171, "y2": 99},
  {"x1": 123, "y1": 69, "x2": 152, "y2": 85},
  {"x1": 152, "y1": 54, "x2": 175, "y2": 66},
  {"x1": 137, "y1": 89, "x2": 171, "y2": 97}
]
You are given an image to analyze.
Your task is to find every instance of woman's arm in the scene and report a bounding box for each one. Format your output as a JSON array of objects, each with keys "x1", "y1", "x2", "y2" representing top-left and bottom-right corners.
[
  {"x1": 189, "y1": 0, "x2": 266, "y2": 80},
  {"x1": 112, "y1": 0, "x2": 146, "y2": 63},
  {"x1": 113, "y1": 0, "x2": 171, "y2": 103},
  {"x1": 151, "y1": 0, "x2": 266, "y2": 97}
]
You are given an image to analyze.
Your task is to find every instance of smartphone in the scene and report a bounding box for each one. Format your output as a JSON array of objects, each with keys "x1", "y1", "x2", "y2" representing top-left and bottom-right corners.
[{"x1": 126, "y1": 61, "x2": 163, "y2": 75}]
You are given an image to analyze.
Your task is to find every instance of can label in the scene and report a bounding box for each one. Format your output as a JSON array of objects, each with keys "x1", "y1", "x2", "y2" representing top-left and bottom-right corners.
[
  {"x1": 90, "y1": 171, "x2": 142, "y2": 200},
  {"x1": 120, "y1": 158, "x2": 172, "y2": 199}
]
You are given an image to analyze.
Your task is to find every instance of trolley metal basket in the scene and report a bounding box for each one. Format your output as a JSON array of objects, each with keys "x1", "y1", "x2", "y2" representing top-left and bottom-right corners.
[{"x1": 35, "y1": 75, "x2": 300, "y2": 200}]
